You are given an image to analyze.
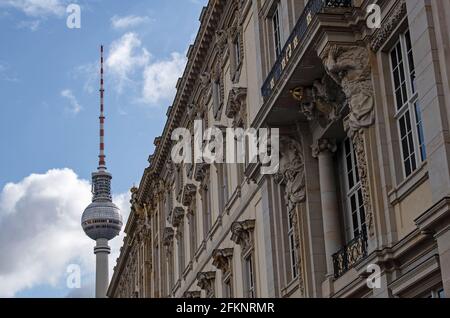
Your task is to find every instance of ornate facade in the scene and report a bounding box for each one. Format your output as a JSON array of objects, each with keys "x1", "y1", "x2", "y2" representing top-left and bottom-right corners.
[{"x1": 108, "y1": 0, "x2": 450, "y2": 298}]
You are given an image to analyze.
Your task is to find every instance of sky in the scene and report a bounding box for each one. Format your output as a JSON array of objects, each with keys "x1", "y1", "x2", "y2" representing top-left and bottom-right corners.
[{"x1": 0, "y1": 0, "x2": 207, "y2": 298}]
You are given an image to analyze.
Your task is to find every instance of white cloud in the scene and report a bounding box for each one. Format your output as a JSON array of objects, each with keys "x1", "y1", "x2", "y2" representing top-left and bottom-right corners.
[
  {"x1": 0, "y1": 0, "x2": 66, "y2": 17},
  {"x1": 72, "y1": 62, "x2": 98, "y2": 94},
  {"x1": 61, "y1": 89, "x2": 82, "y2": 114},
  {"x1": 142, "y1": 52, "x2": 186, "y2": 105},
  {"x1": 106, "y1": 32, "x2": 150, "y2": 93},
  {"x1": 0, "y1": 63, "x2": 19, "y2": 82},
  {"x1": 16, "y1": 19, "x2": 40, "y2": 31},
  {"x1": 111, "y1": 15, "x2": 151, "y2": 30},
  {"x1": 0, "y1": 169, "x2": 131, "y2": 298}
]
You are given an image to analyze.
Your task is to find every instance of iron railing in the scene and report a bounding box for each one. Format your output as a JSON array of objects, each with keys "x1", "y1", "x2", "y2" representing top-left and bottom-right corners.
[
  {"x1": 261, "y1": 0, "x2": 352, "y2": 100},
  {"x1": 332, "y1": 227, "x2": 368, "y2": 279}
]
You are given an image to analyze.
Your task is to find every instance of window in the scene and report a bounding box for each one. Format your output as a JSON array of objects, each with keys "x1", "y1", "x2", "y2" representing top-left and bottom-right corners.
[
  {"x1": 202, "y1": 185, "x2": 211, "y2": 237},
  {"x1": 177, "y1": 230, "x2": 184, "y2": 279},
  {"x1": 217, "y1": 164, "x2": 229, "y2": 212},
  {"x1": 168, "y1": 246, "x2": 174, "y2": 294},
  {"x1": 188, "y1": 210, "x2": 197, "y2": 259},
  {"x1": 234, "y1": 34, "x2": 241, "y2": 67},
  {"x1": 213, "y1": 76, "x2": 222, "y2": 118},
  {"x1": 343, "y1": 138, "x2": 366, "y2": 240},
  {"x1": 423, "y1": 287, "x2": 445, "y2": 298},
  {"x1": 166, "y1": 190, "x2": 173, "y2": 221},
  {"x1": 272, "y1": 4, "x2": 282, "y2": 57},
  {"x1": 223, "y1": 274, "x2": 233, "y2": 298},
  {"x1": 176, "y1": 166, "x2": 183, "y2": 198},
  {"x1": 287, "y1": 212, "x2": 299, "y2": 280},
  {"x1": 390, "y1": 30, "x2": 426, "y2": 178},
  {"x1": 244, "y1": 254, "x2": 255, "y2": 298}
]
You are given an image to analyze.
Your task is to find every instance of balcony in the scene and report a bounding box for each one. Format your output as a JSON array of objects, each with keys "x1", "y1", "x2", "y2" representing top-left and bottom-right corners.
[
  {"x1": 261, "y1": 0, "x2": 353, "y2": 100},
  {"x1": 332, "y1": 228, "x2": 368, "y2": 279}
]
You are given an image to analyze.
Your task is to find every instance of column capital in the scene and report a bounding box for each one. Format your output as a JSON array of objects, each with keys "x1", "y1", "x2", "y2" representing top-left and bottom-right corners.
[{"x1": 312, "y1": 139, "x2": 337, "y2": 158}]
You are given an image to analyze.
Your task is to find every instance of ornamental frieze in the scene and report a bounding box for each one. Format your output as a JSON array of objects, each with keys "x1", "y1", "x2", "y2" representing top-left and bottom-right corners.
[{"x1": 370, "y1": 0, "x2": 407, "y2": 52}]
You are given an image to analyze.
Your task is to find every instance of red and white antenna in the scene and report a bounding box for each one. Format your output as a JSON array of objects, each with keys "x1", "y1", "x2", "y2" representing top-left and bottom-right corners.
[{"x1": 98, "y1": 45, "x2": 106, "y2": 170}]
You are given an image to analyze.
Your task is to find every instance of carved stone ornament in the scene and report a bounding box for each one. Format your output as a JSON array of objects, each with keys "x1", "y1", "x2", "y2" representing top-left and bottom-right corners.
[
  {"x1": 225, "y1": 87, "x2": 247, "y2": 127},
  {"x1": 215, "y1": 30, "x2": 228, "y2": 55},
  {"x1": 183, "y1": 291, "x2": 201, "y2": 298},
  {"x1": 230, "y1": 220, "x2": 255, "y2": 252},
  {"x1": 311, "y1": 138, "x2": 337, "y2": 158},
  {"x1": 322, "y1": 45, "x2": 375, "y2": 137},
  {"x1": 212, "y1": 248, "x2": 234, "y2": 273},
  {"x1": 348, "y1": 127, "x2": 374, "y2": 236},
  {"x1": 182, "y1": 183, "x2": 197, "y2": 207},
  {"x1": 291, "y1": 74, "x2": 345, "y2": 126},
  {"x1": 196, "y1": 271, "x2": 216, "y2": 296},
  {"x1": 371, "y1": 1, "x2": 407, "y2": 52},
  {"x1": 275, "y1": 136, "x2": 306, "y2": 213},
  {"x1": 171, "y1": 206, "x2": 185, "y2": 228},
  {"x1": 194, "y1": 163, "x2": 209, "y2": 183},
  {"x1": 200, "y1": 72, "x2": 211, "y2": 88},
  {"x1": 162, "y1": 227, "x2": 174, "y2": 247}
]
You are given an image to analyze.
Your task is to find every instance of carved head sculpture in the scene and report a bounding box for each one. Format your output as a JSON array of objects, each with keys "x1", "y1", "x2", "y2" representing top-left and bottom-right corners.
[{"x1": 291, "y1": 86, "x2": 316, "y2": 121}]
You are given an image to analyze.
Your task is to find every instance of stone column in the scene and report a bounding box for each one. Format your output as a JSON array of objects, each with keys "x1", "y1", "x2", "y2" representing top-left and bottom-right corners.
[
  {"x1": 313, "y1": 139, "x2": 342, "y2": 277},
  {"x1": 94, "y1": 238, "x2": 111, "y2": 298}
]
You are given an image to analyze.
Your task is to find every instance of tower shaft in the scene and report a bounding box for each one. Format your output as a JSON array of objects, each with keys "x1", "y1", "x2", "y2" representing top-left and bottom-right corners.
[{"x1": 94, "y1": 238, "x2": 111, "y2": 298}]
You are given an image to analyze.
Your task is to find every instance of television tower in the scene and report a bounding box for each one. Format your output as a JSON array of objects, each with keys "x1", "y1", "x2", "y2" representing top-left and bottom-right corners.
[{"x1": 81, "y1": 45, "x2": 123, "y2": 298}]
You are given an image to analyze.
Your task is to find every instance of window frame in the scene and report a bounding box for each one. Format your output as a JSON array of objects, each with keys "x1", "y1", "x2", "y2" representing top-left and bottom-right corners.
[
  {"x1": 271, "y1": 3, "x2": 282, "y2": 58},
  {"x1": 243, "y1": 251, "x2": 256, "y2": 298},
  {"x1": 342, "y1": 138, "x2": 366, "y2": 242},
  {"x1": 389, "y1": 30, "x2": 426, "y2": 179}
]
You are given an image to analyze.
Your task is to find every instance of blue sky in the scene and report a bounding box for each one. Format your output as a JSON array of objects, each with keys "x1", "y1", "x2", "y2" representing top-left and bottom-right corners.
[{"x1": 0, "y1": 0, "x2": 207, "y2": 298}]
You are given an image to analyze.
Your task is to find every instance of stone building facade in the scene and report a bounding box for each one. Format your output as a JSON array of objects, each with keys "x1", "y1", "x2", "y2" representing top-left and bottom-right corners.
[{"x1": 108, "y1": 0, "x2": 450, "y2": 298}]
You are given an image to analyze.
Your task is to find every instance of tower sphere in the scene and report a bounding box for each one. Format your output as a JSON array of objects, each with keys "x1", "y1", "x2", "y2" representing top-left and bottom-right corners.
[{"x1": 82, "y1": 200, "x2": 122, "y2": 240}]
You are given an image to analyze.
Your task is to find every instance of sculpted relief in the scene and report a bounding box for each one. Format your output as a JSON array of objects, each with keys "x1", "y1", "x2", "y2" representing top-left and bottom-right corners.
[
  {"x1": 322, "y1": 45, "x2": 375, "y2": 136},
  {"x1": 275, "y1": 136, "x2": 306, "y2": 213},
  {"x1": 291, "y1": 74, "x2": 345, "y2": 127}
]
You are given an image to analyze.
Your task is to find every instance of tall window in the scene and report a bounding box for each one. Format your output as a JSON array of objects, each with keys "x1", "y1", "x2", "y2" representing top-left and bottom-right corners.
[
  {"x1": 202, "y1": 184, "x2": 211, "y2": 237},
  {"x1": 244, "y1": 254, "x2": 255, "y2": 298},
  {"x1": 166, "y1": 190, "x2": 173, "y2": 221},
  {"x1": 390, "y1": 30, "x2": 426, "y2": 178},
  {"x1": 188, "y1": 210, "x2": 197, "y2": 259},
  {"x1": 272, "y1": 4, "x2": 282, "y2": 57},
  {"x1": 287, "y1": 211, "x2": 299, "y2": 280},
  {"x1": 343, "y1": 138, "x2": 366, "y2": 240},
  {"x1": 217, "y1": 164, "x2": 229, "y2": 212},
  {"x1": 177, "y1": 230, "x2": 184, "y2": 279},
  {"x1": 213, "y1": 76, "x2": 222, "y2": 118},
  {"x1": 234, "y1": 34, "x2": 241, "y2": 67},
  {"x1": 223, "y1": 274, "x2": 233, "y2": 298}
]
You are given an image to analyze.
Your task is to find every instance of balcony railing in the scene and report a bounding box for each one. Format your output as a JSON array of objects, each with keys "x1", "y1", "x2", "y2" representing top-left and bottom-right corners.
[
  {"x1": 261, "y1": 0, "x2": 352, "y2": 100},
  {"x1": 332, "y1": 228, "x2": 368, "y2": 279}
]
